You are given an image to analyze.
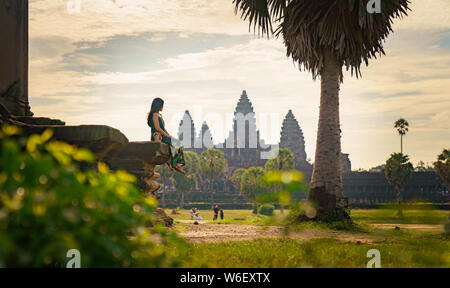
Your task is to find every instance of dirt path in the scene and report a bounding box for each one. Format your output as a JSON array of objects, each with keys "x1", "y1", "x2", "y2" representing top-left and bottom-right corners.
[
  {"x1": 179, "y1": 224, "x2": 375, "y2": 244},
  {"x1": 370, "y1": 223, "x2": 444, "y2": 231}
]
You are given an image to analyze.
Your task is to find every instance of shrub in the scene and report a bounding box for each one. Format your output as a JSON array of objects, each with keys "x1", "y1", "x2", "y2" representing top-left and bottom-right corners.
[
  {"x1": 259, "y1": 204, "x2": 275, "y2": 216},
  {"x1": 0, "y1": 125, "x2": 187, "y2": 268}
]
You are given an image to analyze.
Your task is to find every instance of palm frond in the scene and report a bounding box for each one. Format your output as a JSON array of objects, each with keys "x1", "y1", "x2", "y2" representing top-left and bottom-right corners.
[
  {"x1": 233, "y1": 0, "x2": 289, "y2": 37},
  {"x1": 281, "y1": 0, "x2": 410, "y2": 80}
]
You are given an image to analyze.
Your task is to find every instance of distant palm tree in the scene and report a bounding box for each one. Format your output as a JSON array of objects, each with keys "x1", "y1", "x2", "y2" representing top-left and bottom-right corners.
[
  {"x1": 264, "y1": 148, "x2": 295, "y2": 171},
  {"x1": 233, "y1": 0, "x2": 410, "y2": 218},
  {"x1": 155, "y1": 164, "x2": 173, "y2": 208},
  {"x1": 172, "y1": 151, "x2": 199, "y2": 209},
  {"x1": 384, "y1": 153, "x2": 413, "y2": 215},
  {"x1": 199, "y1": 149, "x2": 227, "y2": 208},
  {"x1": 394, "y1": 118, "x2": 409, "y2": 153}
]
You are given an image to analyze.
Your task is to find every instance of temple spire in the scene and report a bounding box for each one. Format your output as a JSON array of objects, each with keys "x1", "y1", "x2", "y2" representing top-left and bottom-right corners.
[
  {"x1": 178, "y1": 110, "x2": 196, "y2": 149},
  {"x1": 198, "y1": 121, "x2": 214, "y2": 149},
  {"x1": 234, "y1": 90, "x2": 254, "y2": 115},
  {"x1": 280, "y1": 110, "x2": 309, "y2": 170}
]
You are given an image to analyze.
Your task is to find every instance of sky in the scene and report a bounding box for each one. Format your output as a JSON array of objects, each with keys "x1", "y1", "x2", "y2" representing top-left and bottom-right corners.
[{"x1": 28, "y1": 0, "x2": 450, "y2": 170}]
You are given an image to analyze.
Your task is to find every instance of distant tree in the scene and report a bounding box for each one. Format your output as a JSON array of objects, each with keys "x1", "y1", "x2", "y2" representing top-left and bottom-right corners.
[
  {"x1": 155, "y1": 164, "x2": 174, "y2": 208},
  {"x1": 172, "y1": 151, "x2": 199, "y2": 209},
  {"x1": 262, "y1": 169, "x2": 307, "y2": 216},
  {"x1": 433, "y1": 149, "x2": 450, "y2": 231},
  {"x1": 264, "y1": 148, "x2": 295, "y2": 214},
  {"x1": 414, "y1": 161, "x2": 434, "y2": 172},
  {"x1": 264, "y1": 148, "x2": 295, "y2": 171},
  {"x1": 241, "y1": 167, "x2": 266, "y2": 214},
  {"x1": 199, "y1": 148, "x2": 227, "y2": 208},
  {"x1": 231, "y1": 168, "x2": 246, "y2": 195},
  {"x1": 394, "y1": 118, "x2": 409, "y2": 154},
  {"x1": 369, "y1": 165, "x2": 384, "y2": 173},
  {"x1": 433, "y1": 149, "x2": 450, "y2": 192},
  {"x1": 384, "y1": 153, "x2": 413, "y2": 213}
]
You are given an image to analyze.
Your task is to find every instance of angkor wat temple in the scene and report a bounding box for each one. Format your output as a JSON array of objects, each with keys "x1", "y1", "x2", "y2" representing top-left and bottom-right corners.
[
  {"x1": 178, "y1": 90, "x2": 350, "y2": 174},
  {"x1": 167, "y1": 90, "x2": 447, "y2": 208}
]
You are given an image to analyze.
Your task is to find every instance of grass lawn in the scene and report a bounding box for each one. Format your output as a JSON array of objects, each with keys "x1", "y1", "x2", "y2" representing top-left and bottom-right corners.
[
  {"x1": 164, "y1": 208, "x2": 286, "y2": 225},
  {"x1": 166, "y1": 206, "x2": 449, "y2": 226},
  {"x1": 167, "y1": 205, "x2": 450, "y2": 268},
  {"x1": 182, "y1": 234, "x2": 449, "y2": 268},
  {"x1": 350, "y1": 206, "x2": 449, "y2": 225}
]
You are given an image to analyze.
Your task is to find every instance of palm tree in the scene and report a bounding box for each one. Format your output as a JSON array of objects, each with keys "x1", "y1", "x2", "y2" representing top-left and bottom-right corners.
[
  {"x1": 155, "y1": 164, "x2": 174, "y2": 208},
  {"x1": 384, "y1": 153, "x2": 413, "y2": 215},
  {"x1": 264, "y1": 148, "x2": 295, "y2": 214},
  {"x1": 433, "y1": 149, "x2": 450, "y2": 192},
  {"x1": 433, "y1": 149, "x2": 450, "y2": 233},
  {"x1": 241, "y1": 166, "x2": 266, "y2": 214},
  {"x1": 233, "y1": 0, "x2": 409, "y2": 218},
  {"x1": 264, "y1": 148, "x2": 295, "y2": 171},
  {"x1": 231, "y1": 168, "x2": 246, "y2": 195},
  {"x1": 394, "y1": 118, "x2": 409, "y2": 153},
  {"x1": 199, "y1": 148, "x2": 227, "y2": 208},
  {"x1": 172, "y1": 151, "x2": 199, "y2": 209}
]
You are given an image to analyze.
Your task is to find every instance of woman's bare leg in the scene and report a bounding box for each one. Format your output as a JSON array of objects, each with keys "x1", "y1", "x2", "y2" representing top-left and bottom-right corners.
[
  {"x1": 174, "y1": 163, "x2": 185, "y2": 175},
  {"x1": 167, "y1": 162, "x2": 176, "y2": 172}
]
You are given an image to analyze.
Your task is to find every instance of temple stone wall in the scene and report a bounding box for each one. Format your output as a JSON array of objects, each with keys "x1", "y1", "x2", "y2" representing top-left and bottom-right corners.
[
  {"x1": 0, "y1": 0, "x2": 32, "y2": 116},
  {"x1": 160, "y1": 171, "x2": 448, "y2": 208}
]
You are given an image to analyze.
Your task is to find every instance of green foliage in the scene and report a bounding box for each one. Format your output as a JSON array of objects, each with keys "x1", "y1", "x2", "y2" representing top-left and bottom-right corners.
[
  {"x1": 394, "y1": 118, "x2": 409, "y2": 136},
  {"x1": 240, "y1": 167, "x2": 266, "y2": 201},
  {"x1": 231, "y1": 168, "x2": 246, "y2": 191},
  {"x1": 433, "y1": 149, "x2": 449, "y2": 189},
  {"x1": 261, "y1": 169, "x2": 306, "y2": 209},
  {"x1": 172, "y1": 151, "x2": 199, "y2": 208},
  {"x1": 184, "y1": 236, "x2": 449, "y2": 268},
  {"x1": 199, "y1": 148, "x2": 227, "y2": 181},
  {"x1": 155, "y1": 163, "x2": 173, "y2": 179},
  {"x1": 172, "y1": 151, "x2": 199, "y2": 190},
  {"x1": 264, "y1": 148, "x2": 295, "y2": 172},
  {"x1": 394, "y1": 118, "x2": 409, "y2": 153},
  {"x1": 384, "y1": 153, "x2": 414, "y2": 202},
  {"x1": 258, "y1": 204, "x2": 274, "y2": 216},
  {"x1": 241, "y1": 167, "x2": 266, "y2": 213},
  {"x1": 0, "y1": 125, "x2": 187, "y2": 268}
]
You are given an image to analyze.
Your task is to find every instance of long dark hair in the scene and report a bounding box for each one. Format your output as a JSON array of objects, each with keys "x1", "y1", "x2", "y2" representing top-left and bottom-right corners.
[{"x1": 147, "y1": 98, "x2": 164, "y2": 126}]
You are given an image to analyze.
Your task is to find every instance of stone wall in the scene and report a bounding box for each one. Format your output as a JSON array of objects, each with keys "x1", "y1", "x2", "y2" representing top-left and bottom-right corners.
[{"x1": 159, "y1": 171, "x2": 448, "y2": 209}]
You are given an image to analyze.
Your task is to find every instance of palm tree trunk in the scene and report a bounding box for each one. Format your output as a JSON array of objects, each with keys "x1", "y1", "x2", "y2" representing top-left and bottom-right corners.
[
  {"x1": 180, "y1": 191, "x2": 184, "y2": 209},
  {"x1": 210, "y1": 179, "x2": 214, "y2": 209},
  {"x1": 401, "y1": 135, "x2": 403, "y2": 154},
  {"x1": 162, "y1": 177, "x2": 166, "y2": 208},
  {"x1": 308, "y1": 50, "x2": 346, "y2": 215}
]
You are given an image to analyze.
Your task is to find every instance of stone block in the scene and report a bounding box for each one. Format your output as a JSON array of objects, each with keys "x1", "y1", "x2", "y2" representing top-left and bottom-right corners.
[
  {"x1": 116, "y1": 141, "x2": 170, "y2": 165},
  {"x1": 22, "y1": 125, "x2": 129, "y2": 159}
]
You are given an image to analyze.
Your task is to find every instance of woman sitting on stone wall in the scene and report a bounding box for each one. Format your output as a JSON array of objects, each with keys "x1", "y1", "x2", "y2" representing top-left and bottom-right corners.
[{"x1": 147, "y1": 98, "x2": 185, "y2": 174}]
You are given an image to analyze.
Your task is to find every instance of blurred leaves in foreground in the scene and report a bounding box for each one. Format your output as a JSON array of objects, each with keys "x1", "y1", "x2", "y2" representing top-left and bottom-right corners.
[
  {"x1": 260, "y1": 169, "x2": 307, "y2": 207},
  {"x1": 0, "y1": 125, "x2": 187, "y2": 267}
]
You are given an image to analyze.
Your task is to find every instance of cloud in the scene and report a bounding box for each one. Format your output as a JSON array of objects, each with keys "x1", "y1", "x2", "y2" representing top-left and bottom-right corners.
[
  {"x1": 30, "y1": 0, "x2": 249, "y2": 43},
  {"x1": 29, "y1": 0, "x2": 450, "y2": 45}
]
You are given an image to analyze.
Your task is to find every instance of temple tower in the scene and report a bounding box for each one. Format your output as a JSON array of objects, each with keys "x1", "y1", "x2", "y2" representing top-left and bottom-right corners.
[
  {"x1": 0, "y1": 0, "x2": 33, "y2": 116},
  {"x1": 226, "y1": 90, "x2": 258, "y2": 150},
  {"x1": 280, "y1": 110, "x2": 311, "y2": 171},
  {"x1": 197, "y1": 122, "x2": 214, "y2": 149},
  {"x1": 178, "y1": 110, "x2": 196, "y2": 149},
  {"x1": 342, "y1": 153, "x2": 352, "y2": 173}
]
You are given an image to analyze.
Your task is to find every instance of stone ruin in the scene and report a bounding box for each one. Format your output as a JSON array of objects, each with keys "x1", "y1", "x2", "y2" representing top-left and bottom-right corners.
[{"x1": 0, "y1": 0, "x2": 173, "y2": 225}]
